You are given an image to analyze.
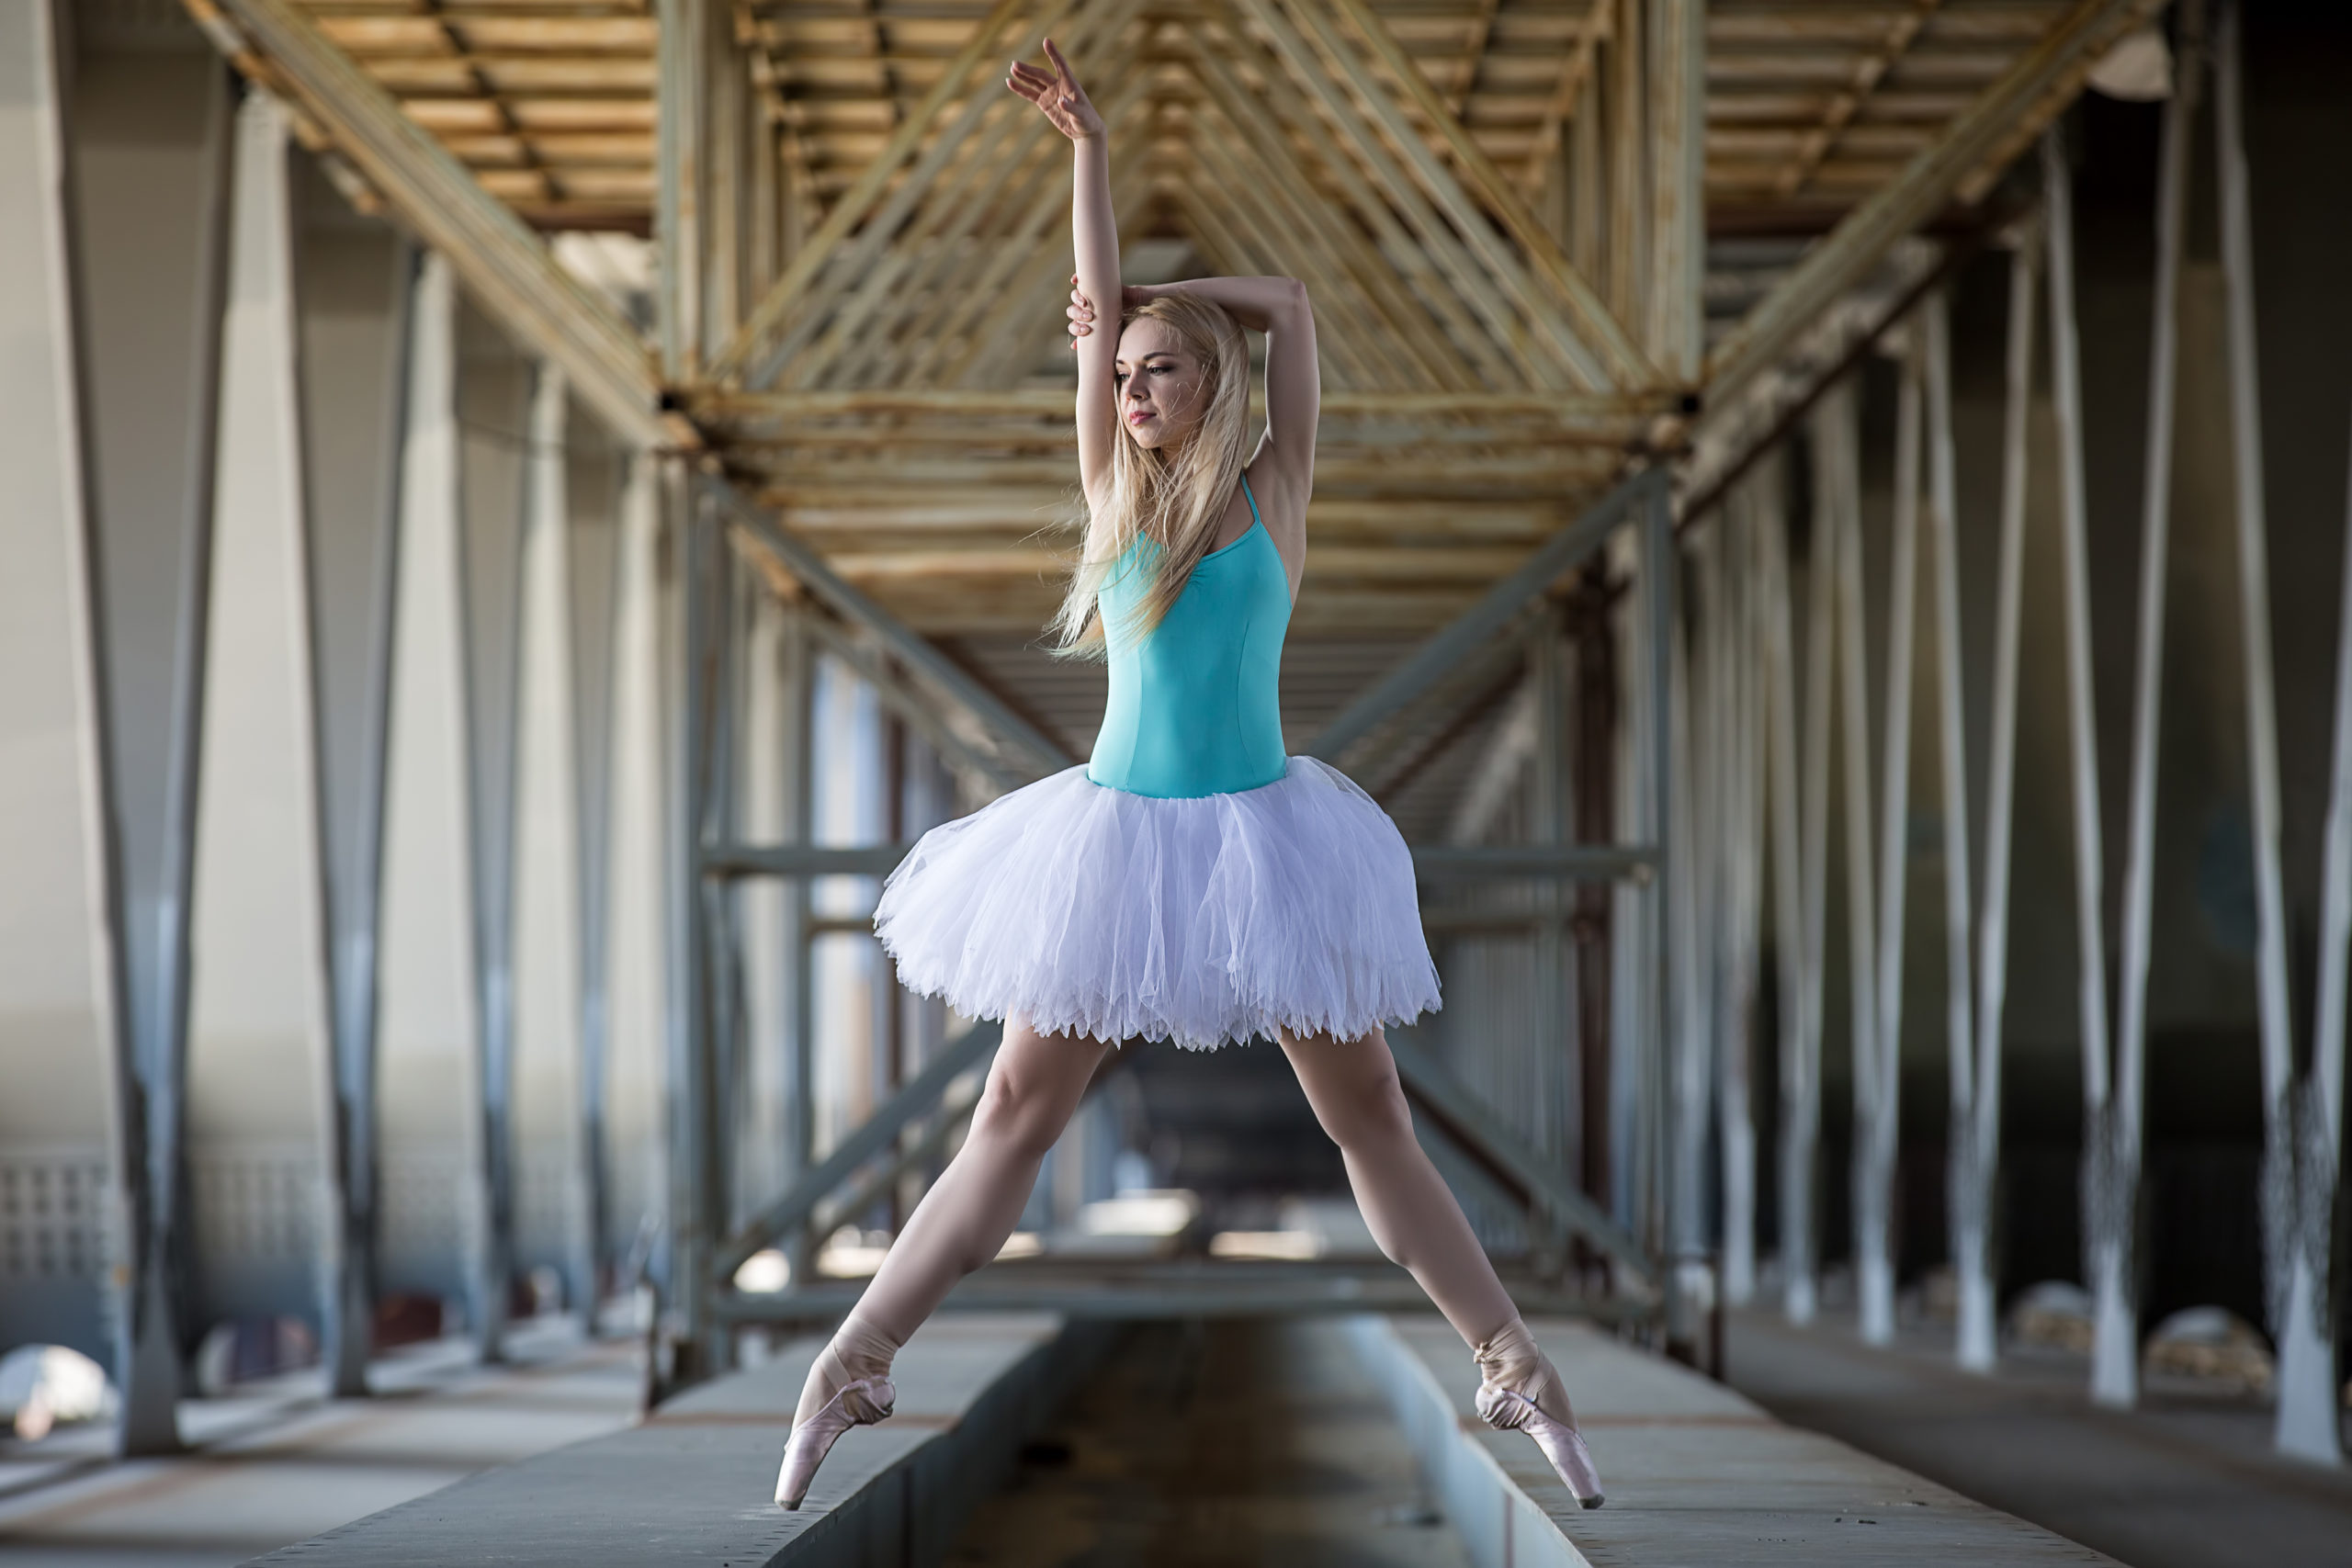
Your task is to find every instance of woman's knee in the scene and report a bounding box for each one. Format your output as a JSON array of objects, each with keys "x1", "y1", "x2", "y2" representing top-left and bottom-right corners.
[
  {"x1": 971, "y1": 1057, "x2": 1076, "y2": 1161},
  {"x1": 1312, "y1": 1055, "x2": 1415, "y2": 1151}
]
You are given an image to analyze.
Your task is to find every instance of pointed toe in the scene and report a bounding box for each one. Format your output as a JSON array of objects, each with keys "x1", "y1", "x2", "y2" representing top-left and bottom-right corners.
[
  {"x1": 773, "y1": 1375, "x2": 895, "y2": 1510},
  {"x1": 1477, "y1": 1383, "x2": 1604, "y2": 1509}
]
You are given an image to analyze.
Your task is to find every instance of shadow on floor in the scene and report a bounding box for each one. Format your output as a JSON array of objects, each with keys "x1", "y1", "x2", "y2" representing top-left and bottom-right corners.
[
  {"x1": 1725, "y1": 1307, "x2": 2352, "y2": 1568},
  {"x1": 948, "y1": 1317, "x2": 1467, "y2": 1568}
]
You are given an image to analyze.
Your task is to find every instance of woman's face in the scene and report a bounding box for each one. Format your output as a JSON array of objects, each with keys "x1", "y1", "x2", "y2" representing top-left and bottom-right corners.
[{"x1": 1114, "y1": 318, "x2": 1207, "y2": 450}]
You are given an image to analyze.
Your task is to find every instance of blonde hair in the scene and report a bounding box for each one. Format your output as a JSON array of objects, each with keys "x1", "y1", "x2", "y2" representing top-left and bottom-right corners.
[{"x1": 1050, "y1": 292, "x2": 1251, "y2": 658}]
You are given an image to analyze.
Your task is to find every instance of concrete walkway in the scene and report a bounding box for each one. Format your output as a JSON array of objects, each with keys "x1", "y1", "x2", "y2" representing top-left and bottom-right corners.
[
  {"x1": 1377, "y1": 1314, "x2": 2118, "y2": 1567},
  {"x1": 0, "y1": 1319, "x2": 639, "y2": 1568},
  {"x1": 1726, "y1": 1308, "x2": 2352, "y2": 1568}
]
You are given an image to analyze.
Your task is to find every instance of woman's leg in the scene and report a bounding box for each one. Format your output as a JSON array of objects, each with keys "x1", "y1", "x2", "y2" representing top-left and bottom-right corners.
[
  {"x1": 793, "y1": 1016, "x2": 1109, "y2": 1425},
  {"x1": 1278, "y1": 1024, "x2": 1576, "y2": 1426}
]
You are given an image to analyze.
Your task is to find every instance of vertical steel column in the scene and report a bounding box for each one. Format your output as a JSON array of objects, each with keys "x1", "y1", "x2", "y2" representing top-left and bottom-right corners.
[
  {"x1": 1716, "y1": 490, "x2": 1758, "y2": 1307},
  {"x1": 2043, "y1": 125, "x2": 2121, "y2": 1408},
  {"x1": 0, "y1": 0, "x2": 132, "y2": 1373},
  {"x1": 1636, "y1": 471, "x2": 1679, "y2": 1324},
  {"x1": 2101, "y1": 3, "x2": 2201, "y2": 1409},
  {"x1": 703, "y1": 551, "x2": 744, "y2": 1235},
  {"x1": 1665, "y1": 534, "x2": 1708, "y2": 1327},
  {"x1": 1957, "y1": 231, "x2": 2040, "y2": 1372},
  {"x1": 1829, "y1": 375, "x2": 1883, "y2": 1345},
  {"x1": 1856, "y1": 339, "x2": 1922, "y2": 1347},
  {"x1": 2289, "y1": 406, "x2": 2352, "y2": 1468},
  {"x1": 2209, "y1": 0, "x2": 2339, "y2": 1464},
  {"x1": 299, "y1": 212, "x2": 420, "y2": 1398},
  {"x1": 456, "y1": 344, "x2": 534, "y2": 1365},
  {"x1": 1758, "y1": 448, "x2": 1814, "y2": 1324},
  {"x1": 1572, "y1": 572, "x2": 1619, "y2": 1228},
  {"x1": 783, "y1": 607, "x2": 818, "y2": 1285},
  {"x1": 73, "y1": 41, "x2": 239, "y2": 1455},
  {"x1": 667, "y1": 461, "x2": 729, "y2": 1381},
  {"x1": 1531, "y1": 604, "x2": 1571, "y2": 1219},
  {"x1": 1783, "y1": 395, "x2": 1842, "y2": 1326},
  {"x1": 1922, "y1": 291, "x2": 1981, "y2": 1368},
  {"x1": 514, "y1": 364, "x2": 598, "y2": 1315},
  {"x1": 571, "y1": 441, "x2": 627, "y2": 1317}
]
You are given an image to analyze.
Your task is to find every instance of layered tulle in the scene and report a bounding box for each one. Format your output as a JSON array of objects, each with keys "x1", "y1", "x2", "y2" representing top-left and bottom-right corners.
[{"x1": 874, "y1": 758, "x2": 1440, "y2": 1052}]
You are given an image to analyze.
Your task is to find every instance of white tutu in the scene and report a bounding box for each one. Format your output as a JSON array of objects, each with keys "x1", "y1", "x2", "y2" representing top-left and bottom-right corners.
[{"x1": 874, "y1": 758, "x2": 1440, "y2": 1052}]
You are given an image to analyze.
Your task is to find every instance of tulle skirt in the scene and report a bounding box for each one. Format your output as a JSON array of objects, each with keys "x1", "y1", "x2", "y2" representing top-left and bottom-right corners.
[{"x1": 874, "y1": 758, "x2": 1440, "y2": 1052}]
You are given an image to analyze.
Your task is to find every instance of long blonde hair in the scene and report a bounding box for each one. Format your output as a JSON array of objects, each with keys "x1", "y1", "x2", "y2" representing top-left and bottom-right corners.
[{"x1": 1051, "y1": 292, "x2": 1251, "y2": 658}]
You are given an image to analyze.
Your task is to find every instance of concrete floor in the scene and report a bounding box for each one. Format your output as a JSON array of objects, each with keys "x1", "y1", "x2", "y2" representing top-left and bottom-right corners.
[
  {"x1": 0, "y1": 1319, "x2": 640, "y2": 1568},
  {"x1": 1726, "y1": 1307, "x2": 2352, "y2": 1568},
  {"x1": 947, "y1": 1317, "x2": 1472, "y2": 1568}
]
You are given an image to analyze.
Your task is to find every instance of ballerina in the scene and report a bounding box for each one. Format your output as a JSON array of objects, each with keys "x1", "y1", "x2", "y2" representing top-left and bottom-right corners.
[{"x1": 774, "y1": 37, "x2": 1604, "y2": 1513}]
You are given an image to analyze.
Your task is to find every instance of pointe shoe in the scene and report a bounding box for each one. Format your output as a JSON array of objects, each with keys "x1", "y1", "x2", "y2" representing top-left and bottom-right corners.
[
  {"x1": 1476, "y1": 1383, "x2": 1604, "y2": 1509},
  {"x1": 774, "y1": 1375, "x2": 895, "y2": 1510}
]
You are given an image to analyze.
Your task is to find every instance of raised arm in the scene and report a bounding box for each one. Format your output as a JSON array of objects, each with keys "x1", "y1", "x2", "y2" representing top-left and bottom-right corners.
[
  {"x1": 1007, "y1": 41, "x2": 1119, "y2": 513},
  {"x1": 1149, "y1": 276, "x2": 1316, "y2": 507},
  {"x1": 1071, "y1": 274, "x2": 1318, "y2": 526}
]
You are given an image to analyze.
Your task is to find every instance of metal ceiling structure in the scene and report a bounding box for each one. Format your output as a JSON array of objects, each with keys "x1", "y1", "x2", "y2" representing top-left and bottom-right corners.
[{"x1": 186, "y1": 0, "x2": 2157, "y2": 641}]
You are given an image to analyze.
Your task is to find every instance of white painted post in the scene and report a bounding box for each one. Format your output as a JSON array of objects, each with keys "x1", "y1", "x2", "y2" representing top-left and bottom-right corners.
[
  {"x1": 377, "y1": 254, "x2": 486, "y2": 1325},
  {"x1": 1758, "y1": 454, "x2": 1809, "y2": 1322},
  {"x1": 0, "y1": 0, "x2": 134, "y2": 1382},
  {"x1": 1783, "y1": 389, "x2": 1845, "y2": 1326},
  {"x1": 1858, "y1": 341, "x2": 1922, "y2": 1348},
  {"x1": 293, "y1": 187, "x2": 415, "y2": 1399},
  {"x1": 1958, "y1": 231, "x2": 2041, "y2": 1372},
  {"x1": 1829, "y1": 378, "x2": 1883, "y2": 1345},
  {"x1": 1720, "y1": 489, "x2": 1762, "y2": 1308},
  {"x1": 2102, "y1": 4, "x2": 2202, "y2": 1410},
  {"x1": 512, "y1": 366, "x2": 593, "y2": 1313},
  {"x1": 1666, "y1": 546, "x2": 1710, "y2": 1341},
  {"x1": 1922, "y1": 292, "x2": 1980, "y2": 1371},
  {"x1": 2286, "y1": 406, "x2": 2352, "y2": 1468},
  {"x1": 59, "y1": 21, "x2": 238, "y2": 1455},
  {"x1": 604, "y1": 456, "x2": 672, "y2": 1282},
  {"x1": 185, "y1": 88, "x2": 336, "y2": 1337},
  {"x1": 2211, "y1": 0, "x2": 2341, "y2": 1465},
  {"x1": 737, "y1": 591, "x2": 792, "y2": 1214}
]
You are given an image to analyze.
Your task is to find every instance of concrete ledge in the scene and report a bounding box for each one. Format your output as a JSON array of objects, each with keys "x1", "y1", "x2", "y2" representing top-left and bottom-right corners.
[
  {"x1": 243, "y1": 1313, "x2": 1111, "y2": 1567},
  {"x1": 1349, "y1": 1314, "x2": 2123, "y2": 1567}
]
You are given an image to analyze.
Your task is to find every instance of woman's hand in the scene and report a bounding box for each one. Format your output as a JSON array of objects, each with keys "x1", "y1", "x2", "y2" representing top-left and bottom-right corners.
[
  {"x1": 1006, "y1": 39, "x2": 1103, "y2": 141},
  {"x1": 1066, "y1": 278, "x2": 1158, "y2": 349}
]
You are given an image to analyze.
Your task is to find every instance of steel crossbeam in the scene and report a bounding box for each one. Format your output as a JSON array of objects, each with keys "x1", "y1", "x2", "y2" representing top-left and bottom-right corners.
[
  {"x1": 1308, "y1": 468, "x2": 1664, "y2": 765},
  {"x1": 717, "y1": 1021, "x2": 1004, "y2": 1280}
]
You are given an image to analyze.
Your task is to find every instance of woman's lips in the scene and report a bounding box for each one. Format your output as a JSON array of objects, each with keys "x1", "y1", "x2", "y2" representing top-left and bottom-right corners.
[{"x1": 1127, "y1": 410, "x2": 1153, "y2": 424}]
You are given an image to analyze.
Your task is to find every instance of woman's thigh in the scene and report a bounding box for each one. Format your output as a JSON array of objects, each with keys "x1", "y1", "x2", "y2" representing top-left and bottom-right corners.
[
  {"x1": 1277, "y1": 1024, "x2": 1409, "y2": 1144},
  {"x1": 972, "y1": 1014, "x2": 1114, "y2": 1146}
]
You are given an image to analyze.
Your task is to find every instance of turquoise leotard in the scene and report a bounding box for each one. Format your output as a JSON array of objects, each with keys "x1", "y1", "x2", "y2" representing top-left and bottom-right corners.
[{"x1": 1086, "y1": 476, "x2": 1292, "y2": 799}]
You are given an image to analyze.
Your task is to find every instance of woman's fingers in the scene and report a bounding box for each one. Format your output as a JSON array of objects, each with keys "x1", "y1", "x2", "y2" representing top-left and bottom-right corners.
[{"x1": 1042, "y1": 36, "x2": 1074, "y2": 87}]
